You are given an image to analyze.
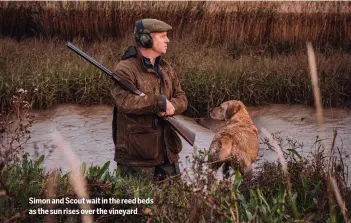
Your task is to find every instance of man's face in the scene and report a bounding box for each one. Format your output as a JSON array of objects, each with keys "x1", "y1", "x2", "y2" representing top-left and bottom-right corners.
[{"x1": 150, "y1": 32, "x2": 169, "y2": 55}]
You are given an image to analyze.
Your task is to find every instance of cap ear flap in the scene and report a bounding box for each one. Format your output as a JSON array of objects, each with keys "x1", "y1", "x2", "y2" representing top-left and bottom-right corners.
[{"x1": 225, "y1": 103, "x2": 235, "y2": 119}]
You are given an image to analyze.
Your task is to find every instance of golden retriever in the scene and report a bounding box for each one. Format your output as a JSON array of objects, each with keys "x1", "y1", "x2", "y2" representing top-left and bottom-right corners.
[{"x1": 207, "y1": 100, "x2": 259, "y2": 176}]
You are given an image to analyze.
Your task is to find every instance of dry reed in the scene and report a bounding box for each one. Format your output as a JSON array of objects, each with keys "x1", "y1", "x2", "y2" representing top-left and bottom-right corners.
[
  {"x1": 0, "y1": 2, "x2": 350, "y2": 53},
  {"x1": 307, "y1": 42, "x2": 349, "y2": 223},
  {"x1": 307, "y1": 42, "x2": 327, "y2": 153},
  {"x1": 330, "y1": 174, "x2": 349, "y2": 222},
  {"x1": 52, "y1": 132, "x2": 93, "y2": 223}
]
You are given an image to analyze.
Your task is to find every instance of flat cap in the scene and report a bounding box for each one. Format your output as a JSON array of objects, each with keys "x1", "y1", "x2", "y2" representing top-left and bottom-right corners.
[{"x1": 138, "y1": 18, "x2": 172, "y2": 33}]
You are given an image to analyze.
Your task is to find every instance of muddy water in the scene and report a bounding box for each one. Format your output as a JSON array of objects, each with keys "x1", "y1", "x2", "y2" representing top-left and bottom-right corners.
[{"x1": 24, "y1": 104, "x2": 351, "y2": 184}]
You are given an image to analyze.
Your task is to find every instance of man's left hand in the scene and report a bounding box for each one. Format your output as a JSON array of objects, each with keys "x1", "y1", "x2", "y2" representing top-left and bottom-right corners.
[{"x1": 158, "y1": 99, "x2": 175, "y2": 117}]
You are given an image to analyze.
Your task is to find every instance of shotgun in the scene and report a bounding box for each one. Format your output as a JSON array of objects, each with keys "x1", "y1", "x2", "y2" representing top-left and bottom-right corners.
[{"x1": 67, "y1": 42, "x2": 196, "y2": 146}]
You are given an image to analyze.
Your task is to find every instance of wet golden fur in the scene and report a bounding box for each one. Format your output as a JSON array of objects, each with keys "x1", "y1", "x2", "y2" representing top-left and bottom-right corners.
[{"x1": 208, "y1": 100, "x2": 259, "y2": 176}]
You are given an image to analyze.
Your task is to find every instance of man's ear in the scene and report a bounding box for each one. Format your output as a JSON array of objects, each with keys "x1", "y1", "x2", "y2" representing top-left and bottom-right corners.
[{"x1": 225, "y1": 103, "x2": 236, "y2": 119}]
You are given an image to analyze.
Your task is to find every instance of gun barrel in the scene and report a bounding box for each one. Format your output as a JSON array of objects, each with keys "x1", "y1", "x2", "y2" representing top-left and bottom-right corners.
[
  {"x1": 164, "y1": 117, "x2": 195, "y2": 146},
  {"x1": 67, "y1": 42, "x2": 145, "y2": 96},
  {"x1": 67, "y1": 42, "x2": 113, "y2": 78}
]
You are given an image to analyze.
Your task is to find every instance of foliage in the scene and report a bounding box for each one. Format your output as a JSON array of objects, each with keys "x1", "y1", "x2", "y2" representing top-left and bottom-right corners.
[{"x1": 0, "y1": 38, "x2": 350, "y2": 116}]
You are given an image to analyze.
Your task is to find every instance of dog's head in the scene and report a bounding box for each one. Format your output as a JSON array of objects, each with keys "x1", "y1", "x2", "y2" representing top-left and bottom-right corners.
[{"x1": 209, "y1": 100, "x2": 244, "y2": 121}]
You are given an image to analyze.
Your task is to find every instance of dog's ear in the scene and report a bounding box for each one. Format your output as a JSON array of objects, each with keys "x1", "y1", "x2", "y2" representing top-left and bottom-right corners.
[{"x1": 225, "y1": 103, "x2": 236, "y2": 119}]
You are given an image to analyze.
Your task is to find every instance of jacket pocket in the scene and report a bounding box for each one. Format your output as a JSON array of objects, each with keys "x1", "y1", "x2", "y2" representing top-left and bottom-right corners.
[{"x1": 128, "y1": 125, "x2": 160, "y2": 160}]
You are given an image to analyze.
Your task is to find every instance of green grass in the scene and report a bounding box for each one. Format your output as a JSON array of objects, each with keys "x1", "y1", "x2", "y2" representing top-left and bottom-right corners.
[
  {"x1": 0, "y1": 38, "x2": 350, "y2": 116},
  {"x1": 0, "y1": 146, "x2": 350, "y2": 222}
]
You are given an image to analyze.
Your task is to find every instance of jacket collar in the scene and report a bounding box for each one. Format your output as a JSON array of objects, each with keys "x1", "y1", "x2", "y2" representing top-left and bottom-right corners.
[
  {"x1": 121, "y1": 46, "x2": 164, "y2": 73},
  {"x1": 142, "y1": 56, "x2": 162, "y2": 69}
]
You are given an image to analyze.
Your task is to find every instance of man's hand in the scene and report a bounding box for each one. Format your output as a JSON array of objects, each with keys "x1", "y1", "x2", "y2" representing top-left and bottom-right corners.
[{"x1": 158, "y1": 99, "x2": 175, "y2": 117}]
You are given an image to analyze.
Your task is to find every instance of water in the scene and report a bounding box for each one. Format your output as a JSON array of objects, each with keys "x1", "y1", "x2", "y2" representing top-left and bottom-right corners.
[{"x1": 23, "y1": 104, "x2": 351, "y2": 184}]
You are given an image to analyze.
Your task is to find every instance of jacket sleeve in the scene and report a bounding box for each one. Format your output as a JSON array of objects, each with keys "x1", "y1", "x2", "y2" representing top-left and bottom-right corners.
[
  {"x1": 169, "y1": 68, "x2": 188, "y2": 115},
  {"x1": 110, "y1": 61, "x2": 167, "y2": 115}
]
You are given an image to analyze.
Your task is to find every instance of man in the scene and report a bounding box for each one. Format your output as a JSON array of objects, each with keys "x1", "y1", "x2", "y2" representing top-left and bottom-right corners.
[{"x1": 110, "y1": 18, "x2": 188, "y2": 182}]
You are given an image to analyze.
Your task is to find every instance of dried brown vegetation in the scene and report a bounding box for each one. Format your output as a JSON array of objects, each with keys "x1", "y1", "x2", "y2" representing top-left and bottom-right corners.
[
  {"x1": 0, "y1": 89, "x2": 35, "y2": 167},
  {"x1": 0, "y1": 1, "x2": 350, "y2": 53}
]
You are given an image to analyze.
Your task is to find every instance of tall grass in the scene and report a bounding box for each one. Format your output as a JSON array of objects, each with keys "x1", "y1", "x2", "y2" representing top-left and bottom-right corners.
[
  {"x1": 307, "y1": 42, "x2": 348, "y2": 223},
  {"x1": 1, "y1": 38, "x2": 350, "y2": 116},
  {"x1": 0, "y1": 2, "x2": 350, "y2": 53},
  {"x1": 52, "y1": 132, "x2": 93, "y2": 223},
  {"x1": 0, "y1": 51, "x2": 350, "y2": 222},
  {"x1": 0, "y1": 142, "x2": 349, "y2": 222}
]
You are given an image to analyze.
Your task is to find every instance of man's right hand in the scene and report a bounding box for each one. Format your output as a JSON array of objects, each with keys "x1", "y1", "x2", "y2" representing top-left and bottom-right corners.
[{"x1": 158, "y1": 99, "x2": 175, "y2": 117}]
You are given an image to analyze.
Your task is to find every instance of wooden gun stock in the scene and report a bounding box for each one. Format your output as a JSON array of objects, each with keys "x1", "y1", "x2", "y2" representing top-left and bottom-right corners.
[{"x1": 66, "y1": 42, "x2": 196, "y2": 146}]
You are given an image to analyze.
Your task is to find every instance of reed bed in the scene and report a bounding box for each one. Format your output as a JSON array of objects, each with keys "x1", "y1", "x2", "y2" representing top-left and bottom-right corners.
[
  {"x1": 0, "y1": 48, "x2": 350, "y2": 222},
  {"x1": 0, "y1": 143, "x2": 350, "y2": 222},
  {"x1": 0, "y1": 1, "x2": 350, "y2": 53},
  {"x1": 1, "y1": 38, "x2": 350, "y2": 116}
]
